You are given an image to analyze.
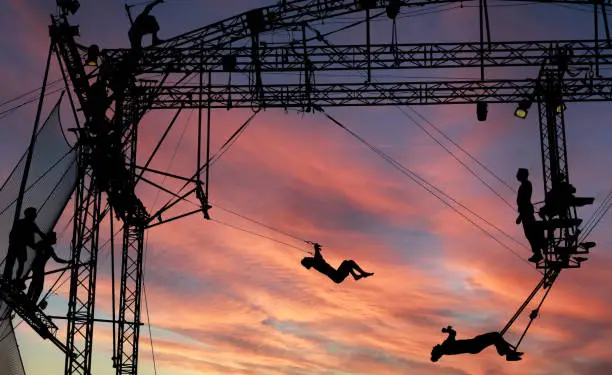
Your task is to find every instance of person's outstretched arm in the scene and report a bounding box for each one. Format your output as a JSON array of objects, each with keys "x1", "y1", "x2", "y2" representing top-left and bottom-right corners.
[
  {"x1": 313, "y1": 245, "x2": 323, "y2": 261},
  {"x1": 51, "y1": 249, "x2": 70, "y2": 264}
]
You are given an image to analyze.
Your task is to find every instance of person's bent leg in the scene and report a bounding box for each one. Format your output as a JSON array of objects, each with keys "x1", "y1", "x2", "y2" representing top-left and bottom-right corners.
[
  {"x1": 2, "y1": 252, "x2": 16, "y2": 279},
  {"x1": 490, "y1": 332, "x2": 514, "y2": 356},
  {"x1": 27, "y1": 274, "x2": 44, "y2": 304},
  {"x1": 15, "y1": 251, "x2": 27, "y2": 280},
  {"x1": 334, "y1": 261, "x2": 353, "y2": 283}
]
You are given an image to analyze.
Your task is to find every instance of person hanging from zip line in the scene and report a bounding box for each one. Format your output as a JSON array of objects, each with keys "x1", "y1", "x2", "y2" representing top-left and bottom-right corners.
[
  {"x1": 26, "y1": 232, "x2": 69, "y2": 306},
  {"x1": 515, "y1": 168, "x2": 546, "y2": 263},
  {"x1": 300, "y1": 243, "x2": 374, "y2": 284},
  {"x1": 128, "y1": 0, "x2": 165, "y2": 52},
  {"x1": 2, "y1": 207, "x2": 46, "y2": 286},
  {"x1": 430, "y1": 326, "x2": 523, "y2": 362}
]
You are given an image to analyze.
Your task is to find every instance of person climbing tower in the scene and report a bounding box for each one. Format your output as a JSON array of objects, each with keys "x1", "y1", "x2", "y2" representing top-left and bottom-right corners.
[
  {"x1": 430, "y1": 326, "x2": 523, "y2": 362},
  {"x1": 128, "y1": 0, "x2": 164, "y2": 52},
  {"x1": 26, "y1": 232, "x2": 69, "y2": 305},
  {"x1": 300, "y1": 243, "x2": 374, "y2": 284},
  {"x1": 515, "y1": 168, "x2": 546, "y2": 263},
  {"x1": 2, "y1": 207, "x2": 45, "y2": 284}
]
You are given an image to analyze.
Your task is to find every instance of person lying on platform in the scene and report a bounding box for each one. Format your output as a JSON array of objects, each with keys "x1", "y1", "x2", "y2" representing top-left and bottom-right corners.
[
  {"x1": 128, "y1": 0, "x2": 164, "y2": 51},
  {"x1": 26, "y1": 232, "x2": 69, "y2": 306},
  {"x1": 431, "y1": 326, "x2": 523, "y2": 362},
  {"x1": 300, "y1": 243, "x2": 374, "y2": 284},
  {"x1": 515, "y1": 168, "x2": 546, "y2": 263},
  {"x1": 2, "y1": 207, "x2": 45, "y2": 285}
]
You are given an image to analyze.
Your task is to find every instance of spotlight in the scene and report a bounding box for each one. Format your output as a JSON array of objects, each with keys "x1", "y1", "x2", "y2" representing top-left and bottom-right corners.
[
  {"x1": 556, "y1": 102, "x2": 566, "y2": 114},
  {"x1": 514, "y1": 100, "x2": 532, "y2": 119},
  {"x1": 56, "y1": 0, "x2": 80, "y2": 15},
  {"x1": 476, "y1": 101, "x2": 488, "y2": 122},
  {"x1": 85, "y1": 45, "x2": 100, "y2": 67}
]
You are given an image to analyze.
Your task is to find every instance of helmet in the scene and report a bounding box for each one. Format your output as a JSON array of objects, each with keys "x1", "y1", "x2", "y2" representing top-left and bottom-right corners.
[{"x1": 430, "y1": 345, "x2": 443, "y2": 362}]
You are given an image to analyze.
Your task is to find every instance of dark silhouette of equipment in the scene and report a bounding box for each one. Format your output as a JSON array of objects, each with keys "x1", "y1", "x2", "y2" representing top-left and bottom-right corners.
[{"x1": 14, "y1": 1, "x2": 607, "y2": 374}]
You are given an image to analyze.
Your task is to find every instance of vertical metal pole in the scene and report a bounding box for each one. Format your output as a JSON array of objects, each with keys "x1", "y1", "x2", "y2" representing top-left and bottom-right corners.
[
  {"x1": 110, "y1": 208, "x2": 117, "y2": 368},
  {"x1": 198, "y1": 43, "x2": 204, "y2": 182},
  {"x1": 54, "y1": 47, "x2": 82, "y2": 130},
  {"x1": 366, "y1": 8, "x2": 372, "y2": 83},
  {"x1": 479, "y1": 0, "x2": 484, "y2": 81},
  {"x1": 13, "y1": 39, "x2": 54, "y2": 225},
  {"x1": 594, "y1": 1, "x2": 600, "y2": 76},
  {"x1": 205, "y1": 71, "x2": 212, "y2": 198}
]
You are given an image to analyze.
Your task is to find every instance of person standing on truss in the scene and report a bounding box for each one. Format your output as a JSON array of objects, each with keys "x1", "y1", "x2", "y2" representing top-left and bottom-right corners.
[
  {"x1": 515, "y1": 168, "x2": 545, "y2": 263},
  {"x1": 26, "y1": 232, "x2": 70, "y2": 306},
  {"x1": 128, "y1": 0, "x2": 164, "y2": 52},
  {"x1": 301, "y1": 243, "x2": 374, "y2": 284},
  {"x1": 430, "y1": 326, "x2": 523, "y2": 362},
  {"x1": 2, "y1": 207, "x2": 46, "y2": 285}
]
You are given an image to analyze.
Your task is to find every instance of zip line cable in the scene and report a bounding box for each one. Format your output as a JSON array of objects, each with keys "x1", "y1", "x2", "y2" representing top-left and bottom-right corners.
[
  {"x1": 308, "y1": 25, "x2": 517, "y2": 211},
  {"x1": 0, "y1": 78, "x2": 63, "y2": 110},
  {"x1": 211, "y1": 218, "x2": 310, "y2": 254},
  {"x1": 319, "y1": 110, "x2": 540, "y2": 271},
  {"x1": 391, "y1": 103, "x2": 515, "y2": 210},
  {"x1": 401, "y1": 105, "x2": 517, "y2": 194}
]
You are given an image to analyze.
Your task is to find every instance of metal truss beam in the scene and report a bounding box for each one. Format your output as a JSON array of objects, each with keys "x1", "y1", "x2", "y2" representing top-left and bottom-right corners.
[
  {"x1": 158, "y1": 0, "x2": 603, "y2": 52},
  {"x1": 142, "y1": 77, "x2": 612, "y2": 109},
  {"x1": 64, "y1": 168, "x2": 102, "y2": 375},
  {"x1": 115, "y1": 99, "x2": 147, "y2": 375},
  {"x1": 103, "y1": 40, "x2": 612, "y2": 74}
]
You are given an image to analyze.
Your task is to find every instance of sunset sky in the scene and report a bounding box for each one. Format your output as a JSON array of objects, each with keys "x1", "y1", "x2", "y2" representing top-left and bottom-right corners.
[{"x1": 2, "y1": 0, "x2": 612, "y2": 374}]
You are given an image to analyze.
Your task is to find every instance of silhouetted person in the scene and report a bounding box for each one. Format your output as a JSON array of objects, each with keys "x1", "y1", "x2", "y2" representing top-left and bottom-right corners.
[
  {"x1": 3, "y1": 207, "x2": 45, "y2": 283},
  {"x1": 538, "y1": 173, "x2": 593, "y2": 220},
  {"x1": 87, "y1": 78, "x2": 110, "y2": 129},
  {"x1": 301, "y1": 243, "x2": 374, "y2": 284},
  {"x1": 431, "y1": 326, "x2": 523, "y2": 362},
  {"x1": 26, "y1": 232, "x2": 69, "y2": 305},
  {"x1": 515, "y1": 168, "x2": 545, "y2": 263},
  {"x1": 128, "y1": 0, "x2": 164, "y2": 51}
]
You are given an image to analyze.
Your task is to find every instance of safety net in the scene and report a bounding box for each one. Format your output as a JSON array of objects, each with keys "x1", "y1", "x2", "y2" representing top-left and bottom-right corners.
[{"x1": 0, "y1": 96, "x2": 78, "y2": 375}]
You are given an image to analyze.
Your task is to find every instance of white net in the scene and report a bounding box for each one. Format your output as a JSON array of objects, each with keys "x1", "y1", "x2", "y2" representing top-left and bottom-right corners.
[{"x1": 0, "y1": 96, "x2": 78, "y2": 375}]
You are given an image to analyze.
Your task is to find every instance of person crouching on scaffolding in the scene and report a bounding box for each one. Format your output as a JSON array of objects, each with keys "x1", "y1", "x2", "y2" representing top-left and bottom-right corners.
[
  {"x1": 430, "y1": 326, "x2": 523, "y2": 362},
  {"x1": 128, "y1": 0, "x2": 164, "y2": 52},
  {"x1": 2, "y1": 207, "x2": 45, "y2": 286},
  {"x1": 301, "y1": 243, "x2": 374, "y2": 284},
  {"x1": 515, "y1": 168, "x2": 546, "y2": 263},
  {"x1": 26, "y1": 232, "x2": 69, "y2": 306}
]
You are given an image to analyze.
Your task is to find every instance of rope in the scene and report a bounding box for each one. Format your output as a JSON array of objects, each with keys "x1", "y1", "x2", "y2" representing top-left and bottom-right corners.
[
  {"x1": 579, "y1": 189, "x2": 612, "y2": 242},
  {"x1": 319, "y1": 110, "x2": 540, "y2": 272},
  {"x1": 212, "y1": 203, "x2": 308, "y2": 244},
  {"x1": 211, "y1": 219, "x2": 310, "y2": 254},
  {"x1": 307, "y1": 25, "x2": 516, "y2": 211},
  {"x1": 500, "y1": 269, "x2": 560, "y2": 350}
]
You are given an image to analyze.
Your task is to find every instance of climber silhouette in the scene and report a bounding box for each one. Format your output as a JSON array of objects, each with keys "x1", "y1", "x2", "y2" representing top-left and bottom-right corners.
[
  {"x1": 515, "y1": 168, "x2": 546, "y2": 263},
  {"x1": 538, "y1": 173, "x2": 594, "y2": 220},
  {"x1": 431, "y1": 326, "x2": 523, "y2": 362},
  {"x1": 2, "y1": 207, "x2": 45, "y2": 283},
  {"x1": 128, "y1": 0, "x2": 164, "y2": 51},
  {"x1": 26, "y1": 232, "x2": 69, "y2": 305},
  {"x1": 301, "y1": 243, "x2": 374, "y2": 284}
]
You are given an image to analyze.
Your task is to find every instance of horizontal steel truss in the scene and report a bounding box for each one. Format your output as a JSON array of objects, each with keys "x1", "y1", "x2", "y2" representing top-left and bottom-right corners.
[
  {"x1": 141, "y1": 77, "x2": 612, "y2": 109},
  {"x1": 103, "y1": 40, "x2": 612, "y2": 74},
  {"x1": 152, "y1": 0, "x2": 605, "y2": 52}
]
